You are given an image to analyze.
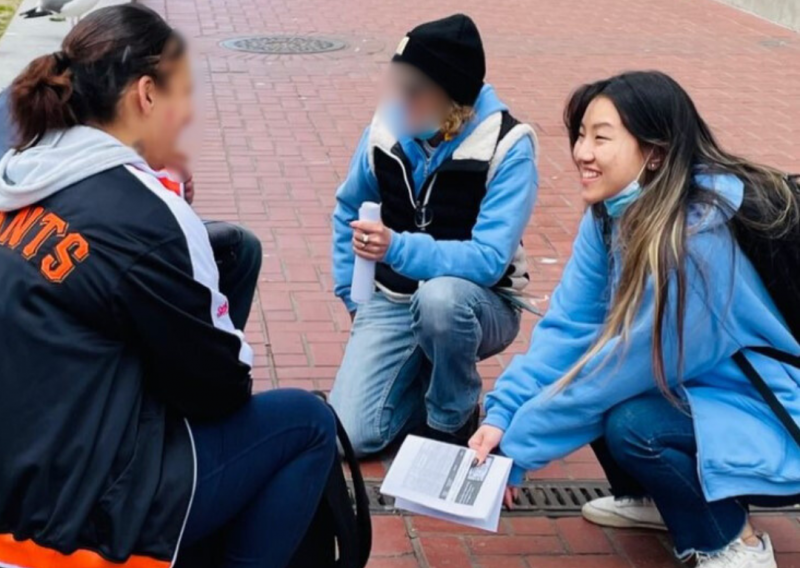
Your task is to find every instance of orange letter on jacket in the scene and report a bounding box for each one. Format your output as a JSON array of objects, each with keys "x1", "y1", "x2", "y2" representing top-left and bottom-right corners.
[
  {"x1": 23, "y1": 213, "x2": 68, "y2": 260},
  {"x1": 41, "y1": 233, "x2": 90, "y2": 283},
  {"x1": 0, "y1": 207, "x2": 45, "y2": 249}
]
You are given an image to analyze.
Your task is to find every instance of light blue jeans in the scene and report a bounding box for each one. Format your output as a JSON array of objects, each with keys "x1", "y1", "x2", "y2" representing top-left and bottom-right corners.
[{"x1": 330, "y1": 276, "x2": 521, "y2": 456}]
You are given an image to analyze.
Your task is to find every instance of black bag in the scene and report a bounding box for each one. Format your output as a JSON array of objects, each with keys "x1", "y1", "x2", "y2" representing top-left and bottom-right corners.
[
  {"x1": 597, "y1": 174, "x2": 800, "y2": 447},
  {"x1": 287, "y1": 406, "x2": 372, "y2": 568},
  {"x1": 731, "y1": 174, "x2": 800, "y2": 447},
  {"x1": 175, "y1": 404, "x2": 372, "y2": 568}
]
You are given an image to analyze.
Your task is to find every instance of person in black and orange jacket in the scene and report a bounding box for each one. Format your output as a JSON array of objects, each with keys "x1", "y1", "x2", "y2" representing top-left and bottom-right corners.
[
  {"x1": 0, "y1": 5, "x2": 337, "y2": 568},
  {"x1": 0, "y1": 91, "x2": 263, "y2": 336}
]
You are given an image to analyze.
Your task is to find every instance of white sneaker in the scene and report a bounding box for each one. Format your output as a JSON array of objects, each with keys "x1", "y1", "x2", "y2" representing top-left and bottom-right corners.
[
  {"x1": 696, "y1": 534, "x2": 777, "y2": 568},
  {"x1": 581, "y1": 496, "x2": 666, "y2": 530}
]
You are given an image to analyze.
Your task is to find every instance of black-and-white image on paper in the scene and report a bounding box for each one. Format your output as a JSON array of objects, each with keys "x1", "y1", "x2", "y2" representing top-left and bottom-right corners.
[
  {"x1": 380, "y1": 436, "x2": 513, "y2": 532},
  {"x1": 399, "y1": 440, "x2": 466, "y2": 499},
  {"x1": 456, "y1": 456, "x2": 494, "y2": 506}
]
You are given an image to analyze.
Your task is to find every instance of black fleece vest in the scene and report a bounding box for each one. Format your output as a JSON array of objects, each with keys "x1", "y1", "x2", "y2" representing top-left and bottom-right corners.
[{"x1": 373, "y1": 111, "x2": 521, "y2": 295}]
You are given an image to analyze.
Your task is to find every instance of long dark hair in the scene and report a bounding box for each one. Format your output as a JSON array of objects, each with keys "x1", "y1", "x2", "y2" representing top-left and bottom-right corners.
[
  {"x1": 557, "y1": 71, "x2": 797, "y2": 394},
  {"x1": 10, "y1": 4, "x2": 185, "y2": 150}
]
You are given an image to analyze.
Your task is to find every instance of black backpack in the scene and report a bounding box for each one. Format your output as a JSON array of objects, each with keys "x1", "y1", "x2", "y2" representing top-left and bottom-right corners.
[
  {"x1": 287, "y1": 406, "x2": 372, "y2": 568},
  {"x1": 730, "y1": 174, "x2": 800, "y2": 447},
  {"x1": 175, "y1": 403, "x2": 372, "y2": 568},
  {"x1": 598, "y1": 174, "x2": 800, "y2": 446}
]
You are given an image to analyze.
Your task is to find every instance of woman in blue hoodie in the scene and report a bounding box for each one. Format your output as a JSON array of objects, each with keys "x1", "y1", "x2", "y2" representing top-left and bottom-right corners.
[
  {"x1": 330, "y1": 14, "x2": 538, "y2": 456},
  {"x1": 471, "y1": 71, "x2": 799, "y2": 568}
]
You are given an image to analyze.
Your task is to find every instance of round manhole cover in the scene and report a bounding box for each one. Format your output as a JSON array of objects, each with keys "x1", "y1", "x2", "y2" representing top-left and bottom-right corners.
[{"x1": 220, "y1": 35, "x2": 348, "y2": 54}]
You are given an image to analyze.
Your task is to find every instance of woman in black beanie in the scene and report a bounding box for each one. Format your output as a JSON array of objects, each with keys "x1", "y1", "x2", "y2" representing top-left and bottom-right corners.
[{"x1": 330, "y1": 14, "x2": 540, "y2": 456}]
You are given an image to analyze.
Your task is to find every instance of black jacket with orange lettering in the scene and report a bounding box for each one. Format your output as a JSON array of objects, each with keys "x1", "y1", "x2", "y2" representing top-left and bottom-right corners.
[{"x1": 0, "y1": 127, "x2": 253, "y2": 568}]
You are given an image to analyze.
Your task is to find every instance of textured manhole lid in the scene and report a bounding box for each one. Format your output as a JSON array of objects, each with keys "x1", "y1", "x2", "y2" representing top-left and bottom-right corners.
[{"x1": 220, "y1": 35, "x2": 348, "y2": 54}]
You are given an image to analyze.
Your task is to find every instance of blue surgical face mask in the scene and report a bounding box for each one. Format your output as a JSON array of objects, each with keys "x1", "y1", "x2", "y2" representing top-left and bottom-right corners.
[
  {"x1": 603, "y1": 153, "x2": 652, "y2": 219},
  {"x1": 381, "y1": 99, "x2": 440, "y2": 140},
  {"x1": 413, "y1": 124, "x2": 441, "y2": 141}
]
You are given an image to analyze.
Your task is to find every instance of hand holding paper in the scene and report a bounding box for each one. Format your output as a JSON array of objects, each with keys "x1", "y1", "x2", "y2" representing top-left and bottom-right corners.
[
  {"x1": 469, "y1": 424, "x2": 504, "y2": 465},
  {"x1": 351, "y1": 220, "x2": 391, "y2": 262},
  {"x1": 380, "y1": 436, "x2": 513, "y2": 532}
]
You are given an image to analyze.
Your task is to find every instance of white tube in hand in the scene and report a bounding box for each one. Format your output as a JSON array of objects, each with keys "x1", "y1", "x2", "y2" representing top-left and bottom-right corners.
[{"x1": 351, "y1": 202, "x2": 382, "y2": 304}]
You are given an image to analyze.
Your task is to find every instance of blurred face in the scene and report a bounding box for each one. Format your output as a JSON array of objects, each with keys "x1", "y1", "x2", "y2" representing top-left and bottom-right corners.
[
  {"x1": 386, "y1": 63, "x2": 450, "y2": 134},
  {"x1": 572, "y1": 96, "x2": 648, "y2": 205},
  {"x1": 120, "y1": 52, "x2": 194, "y2": 169}
]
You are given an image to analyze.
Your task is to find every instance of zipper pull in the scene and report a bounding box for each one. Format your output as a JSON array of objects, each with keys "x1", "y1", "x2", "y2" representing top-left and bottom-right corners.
[{"x1": 415, "y1": 201, "x2": 427, "y2": 232}]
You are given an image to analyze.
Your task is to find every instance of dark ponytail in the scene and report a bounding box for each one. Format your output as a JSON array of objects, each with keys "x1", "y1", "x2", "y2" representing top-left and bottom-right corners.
[
  {"x1": 11, "y1": 51, "x2": 77, "y2": 149},
  {"x1": 9, "y1": 3, "x2": 185, "y2": 150}
]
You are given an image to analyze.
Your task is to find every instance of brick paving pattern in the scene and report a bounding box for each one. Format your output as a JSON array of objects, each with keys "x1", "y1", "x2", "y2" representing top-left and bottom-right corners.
[{"x1": 140, "y1": 0, "x2": 799, "y2": 564}]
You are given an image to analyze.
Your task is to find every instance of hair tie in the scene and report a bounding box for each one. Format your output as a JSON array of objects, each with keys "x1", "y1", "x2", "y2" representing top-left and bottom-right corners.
[{"x1": 53, "y1": 51, "x2": 72, "y2": 73}]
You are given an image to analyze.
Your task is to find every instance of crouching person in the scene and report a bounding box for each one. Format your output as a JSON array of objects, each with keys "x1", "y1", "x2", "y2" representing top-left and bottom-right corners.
[
  {"x1": 330, "y1": 14, "x2": 539, "y2": 456},
  {"x1": 0, "y1": 6, "x2": 337, "y2": 568},
  {"x1": 472, "y1": 71, "x2": 800, "y2": 568}
]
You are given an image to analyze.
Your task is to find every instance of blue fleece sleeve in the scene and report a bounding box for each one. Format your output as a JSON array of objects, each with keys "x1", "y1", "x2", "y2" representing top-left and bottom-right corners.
[
  {"x1": 483, "y1": 211, "x2": 609, "y2": 485},
  {"x1": 332, "y1": 128, "x2": 380, "y2": 312},
  {"x1": 497, "y1": 226, "x2": 742, "y2": 481},
  {"x1": 483, "y1": 211, "x2": 610, "y2": 432},
  {"x1": 382, "y1": 136, "x2": 537, "y2": 286}
]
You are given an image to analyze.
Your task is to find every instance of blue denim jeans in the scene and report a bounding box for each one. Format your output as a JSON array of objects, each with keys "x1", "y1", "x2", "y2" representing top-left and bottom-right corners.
[
  {"x1": 330, "y1": 276, "x2": 521, "y2": 456},
  {"x1": 182, "y1": 390, "x2": 338, "y2": 568},
  {"x1": 599, "y1": 393, "x2": 799, "y2": 558},
  {"x1": 177, "y1": 226, "x2": 335, "y2": 567}
]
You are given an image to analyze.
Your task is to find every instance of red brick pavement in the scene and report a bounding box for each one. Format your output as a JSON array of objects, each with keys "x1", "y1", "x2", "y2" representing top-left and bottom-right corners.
[{"x1": 140, "y1": 0, "x2": 799, "y2": 564}]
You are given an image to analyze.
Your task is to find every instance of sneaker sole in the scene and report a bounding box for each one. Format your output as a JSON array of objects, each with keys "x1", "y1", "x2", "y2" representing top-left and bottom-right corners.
[{"x1": 581, "y1": 505, "x2": 668, "y2": 531}]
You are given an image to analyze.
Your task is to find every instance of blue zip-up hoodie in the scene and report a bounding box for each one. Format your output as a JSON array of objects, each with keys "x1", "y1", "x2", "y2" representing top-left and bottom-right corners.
[
  {"x1": 484, "y1": 174, "x2": 800, "y2": 501},
  {"x1": 332, "y1": 84, "x2": 538, "y2": 311}
]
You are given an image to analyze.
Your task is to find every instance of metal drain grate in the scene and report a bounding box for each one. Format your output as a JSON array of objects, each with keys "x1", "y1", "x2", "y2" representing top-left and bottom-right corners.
[
  {"x1": 357, "y1": 481, "x2": 800, "y2": 517},
  {"x1": 220, "y1": 35, "x2": 347, "y2": 54},
  {"x1": 360, "y1": 481, "x2": 612, "y2": 516},
  {"x1": 515, "y1": 481, "x2": 612, "y2": 515}
]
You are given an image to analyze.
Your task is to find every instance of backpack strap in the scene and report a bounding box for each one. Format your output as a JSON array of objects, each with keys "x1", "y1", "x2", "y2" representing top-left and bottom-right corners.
[
  {"x1": 332, "y1": 409, "x2": 372, "y2": 568},
  {"x1": 748, "y1": 346, "x2": 800, "y2": 368},
  {"x1": 733, "y1": 349, "x2": 800, "y2": 447}
]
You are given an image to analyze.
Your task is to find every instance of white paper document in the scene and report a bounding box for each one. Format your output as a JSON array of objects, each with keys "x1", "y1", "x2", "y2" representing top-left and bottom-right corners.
[{"x1": 380, "y1": 435, "x2": 513, "y2": 532}]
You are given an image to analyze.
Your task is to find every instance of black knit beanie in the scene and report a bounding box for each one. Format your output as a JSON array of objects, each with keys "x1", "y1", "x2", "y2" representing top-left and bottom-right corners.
[{"x1": 392, "y1": 14, "x2": 486, "y2": 106}]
